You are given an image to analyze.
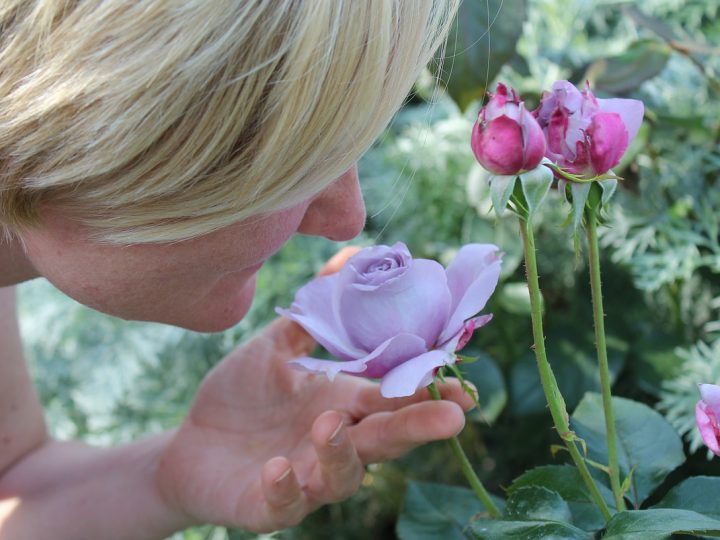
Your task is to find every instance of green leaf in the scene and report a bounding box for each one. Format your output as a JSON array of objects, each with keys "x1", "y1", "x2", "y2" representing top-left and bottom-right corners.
[
  {"x1": 584, "y1": 39, "x2": 672, "y2": 94},
  {"x1": 630, "y1": 333, "x2": 684, "y2": 397},
  {"x1": 569, "y1": 183, "x2": 591, "y2": 231},
  {"x1": 519, "y1": 164, "x2": 554, "y2": 219},
  {"x1": 397, "y1": 481, "x2": 501, "y2": 540},
  {"x1": 457, "y1": 353, "x2": 507, "y2": 424},
  {"x1": 603, "y1": 509, "x2": 720, "y2": 539},
  {"x1": 505, "y1": 486, "x2": 572, "y2": 524},
  {"x1": 468, "y1": 519, "x2": 590, "y2": 539},
  {"x1": 654, "y1": 476, "x2": 720, "y2": 519},
  {"x1": 599, "y1": 179, "x2": 618, "y2": 206},
  {"x1": 507, "y1": 465, "x2": 615, "y2": 532},
  {"x1": 510, "y1": 329, "x2": 627, "y2": 415},
  {"x1": 571, "y1": 394, "x2": 685, "y2": 508},
  {"x1": 620, "y1": 5, "x2": 680, "y2": 43},
  {"x1": 434, "y1": 0, "x2": 528, "y2": 111},
  {"x1": 489, "y1": 174, "x2": 518, "y2": 218},
  {"x1": 447, "y1": 362, "x2": 482, "y2": 412}
]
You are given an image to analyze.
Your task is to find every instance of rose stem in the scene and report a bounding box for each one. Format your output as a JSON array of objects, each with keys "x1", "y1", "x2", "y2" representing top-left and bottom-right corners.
[
  {"x1": 427, "y1": 382, "x2": 501, "y2": 518},
  {"x1": 585, "y1": 204, "x2": 626, "y2": 511},
  {"x1": 519, "y1": 218, "x2": 612, "y2": 522}
]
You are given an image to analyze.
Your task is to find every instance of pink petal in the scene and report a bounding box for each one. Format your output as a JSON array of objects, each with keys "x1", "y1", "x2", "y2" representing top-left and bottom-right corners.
[
  {"x1": 472, "y1": 115, "x2": 527, "y2": 175},
  {"x1": 597, "y1": 98, "x2": 644, "y2": 143},
  {"x1": 588, "y1": 112, "x2": 628, "y2": 175},
  {"x1": 699, "y1": 383, "x2": 720, "y2": 417},
  {"x1": 440, "y1": 314, "x2": 494, "y2": 352},
  {"x1": 438, "y1": 244, "x2": 501, "y2": 344},
  {"x1": 545, "y1": 107, "x2": 570, "y2": 159},
  {"x1": 380, "y1": 350, "x2": 455, "y2": 398},
  {"x1": 519, "y1": 106, "x2": 547, "y2": 170},
  {"x1": 696, "y1": 400, "x2": 720, "y2": 456}
]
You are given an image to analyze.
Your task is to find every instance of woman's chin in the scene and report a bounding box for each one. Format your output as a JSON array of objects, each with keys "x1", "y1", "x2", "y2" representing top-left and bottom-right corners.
[{"x1": 169, "y1": 275, "x2": 258, "y2": 333}]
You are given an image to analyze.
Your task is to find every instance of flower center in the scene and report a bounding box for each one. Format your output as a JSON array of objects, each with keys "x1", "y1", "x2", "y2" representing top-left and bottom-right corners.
[{"x1": 366, "y1": 257, "x2": 400, "y2": 273}]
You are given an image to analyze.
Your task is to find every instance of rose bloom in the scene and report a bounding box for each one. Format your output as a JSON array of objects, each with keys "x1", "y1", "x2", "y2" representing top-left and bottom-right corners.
[
  {"x1": 533, "y1": 80, "x2": 644, "y2": 178},
  {"x1": 696, "y1": 383, "x2": 720, "y2": 456},
  {"x1": 471, "y1": 83, "x2": 546, "y2": 176},
  {"x1": 277, "y1": 243, "x2": 501, "y2": 398}
]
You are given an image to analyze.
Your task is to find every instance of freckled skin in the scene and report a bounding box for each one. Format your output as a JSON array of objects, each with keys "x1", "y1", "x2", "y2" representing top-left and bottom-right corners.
[{"x1": 20, "y1": 166, "x2": 366, "y2": 332}]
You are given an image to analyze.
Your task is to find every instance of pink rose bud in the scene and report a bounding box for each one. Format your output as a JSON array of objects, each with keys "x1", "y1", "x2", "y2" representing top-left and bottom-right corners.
[
  {"x1": 696, "y1": 383, "x2": 720, "y2": 456},
  {"x1": 534, "y1": 80, "x2": 644, "y2": 178},
  {"x1": 471, "y1": 83, "x2": 547, "y2": 176}
]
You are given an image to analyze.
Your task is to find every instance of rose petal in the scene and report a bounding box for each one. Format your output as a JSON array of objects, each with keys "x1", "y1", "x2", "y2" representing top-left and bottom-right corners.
[
  {"x1": 587, "y1": 112, "x2": 629, "y2": 175},
  {"x1": 597, "y1": 98, "x2": 644, "y2": 143},
  {"x1": 699, "y1": 383, "x2": 720, "y2": 417},
  {"x1": 276, "y1": 273, "x2": 364, "y2": 360},
  {"x1": 519, "y1": 106, "x2": 547, "y2": 170},
  {"x1": 380, "y1": 350, "x2": 455, "y2": 398},
  {"x1": 289, "y1": 355, "x2": 369, "y2": 380},
  {"x1": 472, "y1": 115, "x2": 527, "y2": 175},
  {"x1": 362, "y1": 333, "x2": 428, "y2": 377},
  {"x1": 343, "y1": 242, "x2": 412, "y2": 289},
  {"x1": 439, "y1": 314, "x2": 493, "y2": 352},
  {"x1": 696, "y1": 400, "x2": 720, "y2": 456},
  {"x1": 339, "y1": 258, "x2": 451, "y2": 351},
  {"x1": 438, "y1": 244, "x2": 501, "y2": 344},
  {"x1": 289, "y1": 333, "x2": 427, "y2": 380}
]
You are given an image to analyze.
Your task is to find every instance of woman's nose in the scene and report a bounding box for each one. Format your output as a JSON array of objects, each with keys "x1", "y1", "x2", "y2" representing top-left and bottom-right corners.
[{"x1": 298, "y1": 165, "x2": 366, "y2": 241}]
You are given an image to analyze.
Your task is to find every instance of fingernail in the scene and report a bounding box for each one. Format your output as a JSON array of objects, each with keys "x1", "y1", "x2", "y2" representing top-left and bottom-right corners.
[
  {"x1": 328, "y1": 421, "x2": 345, "y2": 447},
  {"x1": 275, "y1": 467, "x2": 292, "y2": 485}
]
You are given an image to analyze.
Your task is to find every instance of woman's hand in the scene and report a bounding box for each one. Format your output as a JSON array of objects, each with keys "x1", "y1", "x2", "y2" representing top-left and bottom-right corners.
[{"x1": 156, "y1": 249, "x2": 475, "y2": 532}]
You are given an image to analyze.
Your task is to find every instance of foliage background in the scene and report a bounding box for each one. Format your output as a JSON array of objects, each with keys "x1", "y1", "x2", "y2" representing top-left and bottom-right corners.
[{"x1": 17, "y1": 0, "x2": 720, "y2": 538}]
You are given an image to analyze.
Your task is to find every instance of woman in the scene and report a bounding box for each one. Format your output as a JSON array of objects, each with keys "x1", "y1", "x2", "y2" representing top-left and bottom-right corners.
[{"x1": 0, "y1": 1, "x2": 473, "y2": 537}]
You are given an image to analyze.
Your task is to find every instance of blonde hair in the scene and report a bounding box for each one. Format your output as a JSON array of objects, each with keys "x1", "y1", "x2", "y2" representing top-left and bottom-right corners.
[{"x1": 0, "y1": 0, "x2": 458, "y2": 243}]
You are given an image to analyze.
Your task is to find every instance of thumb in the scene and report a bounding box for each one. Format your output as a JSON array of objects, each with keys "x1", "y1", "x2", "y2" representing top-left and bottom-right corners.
[
  {"x1": 317, "y1": 246, "x2": 361, "y2": 277},
  {"x1": 269, "y1": 246, "x2": 361, "y2": 356}
]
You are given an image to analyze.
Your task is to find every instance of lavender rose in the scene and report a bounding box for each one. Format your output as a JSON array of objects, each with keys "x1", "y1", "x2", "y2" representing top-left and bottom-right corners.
[{"x1": 276, "y1": 243, "x2": 501, "y2": 398}]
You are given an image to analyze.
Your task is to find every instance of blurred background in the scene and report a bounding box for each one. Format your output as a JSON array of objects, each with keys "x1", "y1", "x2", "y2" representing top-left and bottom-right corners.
[{"x1": 17, "y1": 0, "x2": 720, "y2": 538}]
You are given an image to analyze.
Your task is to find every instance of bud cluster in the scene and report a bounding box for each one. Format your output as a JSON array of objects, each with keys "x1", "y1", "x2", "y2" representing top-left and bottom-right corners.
[{"x1": 471, "y1": 80, "x2": 644, "y2": 181}]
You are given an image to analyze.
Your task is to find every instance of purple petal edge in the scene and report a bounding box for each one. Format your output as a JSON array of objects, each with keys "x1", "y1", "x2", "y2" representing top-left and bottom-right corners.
[{"x1": 379, "y1": 350, "x2": 454, "y2": 398}]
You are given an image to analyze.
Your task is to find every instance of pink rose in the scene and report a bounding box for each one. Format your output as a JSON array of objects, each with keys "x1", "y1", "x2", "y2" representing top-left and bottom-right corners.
[
  {"x1": 533, "y1": 80, "x2": 644, "y2": 178},
  {"x1": 471, "y1": 83, "x2": 547, "y2": 176},
  {"x1": 696, "y1": 383, "x2": 720, "y2": 456}
]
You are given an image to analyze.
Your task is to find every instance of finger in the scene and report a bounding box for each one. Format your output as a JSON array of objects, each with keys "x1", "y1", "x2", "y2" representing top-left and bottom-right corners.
[
  {"x1": 260, "y1": 456, "x2": 310, "y2": 530},
  {"x1": 317, "y1": 246, "x2": 361, "y2": 276},
  {"x1": 307, "y1": 410, "x2": 365, "y2": 503},
  {"x1": 263, "y1": 247, "x2": 360, "y2": 358},
  {"x1": 351, "y1": 378, "x2": 477, "y2": 418},
  {"x1": 351, "y1": 400, "x2": 466, "y2": 463},
  {"x1": 262, "y1": 317, "x2": 317, "y2": 357}
]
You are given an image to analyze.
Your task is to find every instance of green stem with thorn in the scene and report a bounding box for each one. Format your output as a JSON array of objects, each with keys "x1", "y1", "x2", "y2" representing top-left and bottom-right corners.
[
  {"x1": 518, "y1": 218, "x2": 613, "y2": 522},
  {"x1": 585, "y1": 204, "x2": 626, "y2": 511},
  {"x1": 428, "y1": 382, "x2": 501, "y2": 518}
]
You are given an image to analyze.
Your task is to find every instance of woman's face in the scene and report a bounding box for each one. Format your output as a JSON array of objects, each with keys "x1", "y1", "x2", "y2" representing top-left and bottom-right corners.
[{"x1": 20, "y1": 166, "x2": 366, "y2": 332}]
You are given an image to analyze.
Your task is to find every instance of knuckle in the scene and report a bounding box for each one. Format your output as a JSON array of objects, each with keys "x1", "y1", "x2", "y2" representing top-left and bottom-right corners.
[
  {"x1": 331, "y1": 464, "x2": 365, "y2": 501},
  {"x1": 266, "y1": 501, "x2": 307, "y2": 529}
]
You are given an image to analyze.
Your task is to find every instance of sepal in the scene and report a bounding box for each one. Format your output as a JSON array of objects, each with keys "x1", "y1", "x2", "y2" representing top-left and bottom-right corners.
[
  {"x1": 488, "y1": 159, "x2": 554, "y2": 221},
  {"x1": 558, "y1": 173, "x2": 619, "y2": 232}
]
